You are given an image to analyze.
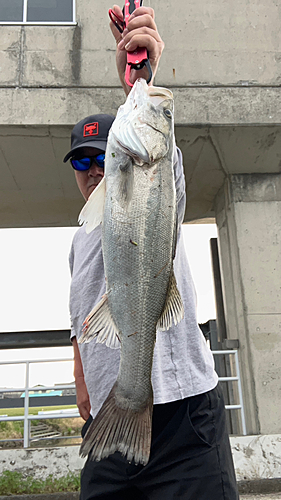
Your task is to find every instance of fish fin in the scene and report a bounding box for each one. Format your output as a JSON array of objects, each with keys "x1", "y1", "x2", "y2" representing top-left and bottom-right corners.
[
  {"x1": 80, "y1": 382, "x2": 153, "y2": 466},
  {"x1": 117, "y1": 158, "x2": 134, "y2": 209},
  {"x1": 78, "y1": 177, "x2": 106, "y2": 234},
  {"x1": 157, "y1": 267, "x2": 184, "y2": 331},
  {"x1": 78, "y1": 294, "x2": 121, "y2": 349}
]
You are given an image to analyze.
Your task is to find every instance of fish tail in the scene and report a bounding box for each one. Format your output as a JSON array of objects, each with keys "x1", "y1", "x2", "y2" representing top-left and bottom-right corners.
[{"x1": 79, "y1": 383, "x2": 153, "y2": 466}]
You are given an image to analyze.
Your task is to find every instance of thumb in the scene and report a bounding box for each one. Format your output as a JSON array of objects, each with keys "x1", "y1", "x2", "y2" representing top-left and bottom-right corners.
[{"x1": 109, "y1": 5, "x2": 124, "y2": 44}]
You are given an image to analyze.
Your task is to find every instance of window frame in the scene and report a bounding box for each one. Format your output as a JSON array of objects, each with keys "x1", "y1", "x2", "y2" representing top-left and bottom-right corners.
[{"x1": 0, "y1": 0, "x2": 76, "y2": 25}]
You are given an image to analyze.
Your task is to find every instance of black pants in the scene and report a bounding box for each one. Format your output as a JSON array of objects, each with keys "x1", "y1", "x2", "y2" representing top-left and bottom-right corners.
[{"x1": 80, "y1": 384, "x2": 239, "y2": 499}]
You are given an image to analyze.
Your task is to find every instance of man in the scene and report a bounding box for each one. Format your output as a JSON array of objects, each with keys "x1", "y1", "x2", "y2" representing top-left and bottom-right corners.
[{"x1": 64, "y1": 5, "x2": 239, "y2": 500}]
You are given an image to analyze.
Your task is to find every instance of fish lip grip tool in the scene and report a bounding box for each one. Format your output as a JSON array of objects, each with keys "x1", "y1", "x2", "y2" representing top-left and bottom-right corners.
[
  {"x1": 109, "y1": 1, "x2": 153, "y2": 87},
  {"x1": 124, "y1": 0, "x2": 153, "y2": 87}
]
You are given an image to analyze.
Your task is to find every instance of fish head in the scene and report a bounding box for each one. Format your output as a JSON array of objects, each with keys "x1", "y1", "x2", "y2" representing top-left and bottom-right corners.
[{"x1": 111, "y1": 79, "x2": 174, "y2": 165}]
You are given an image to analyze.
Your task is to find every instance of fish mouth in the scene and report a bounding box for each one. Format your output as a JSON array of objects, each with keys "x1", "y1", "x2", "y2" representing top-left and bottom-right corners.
[{"x1": 147, "y1": 85, "x2": 173, "y2": 106}]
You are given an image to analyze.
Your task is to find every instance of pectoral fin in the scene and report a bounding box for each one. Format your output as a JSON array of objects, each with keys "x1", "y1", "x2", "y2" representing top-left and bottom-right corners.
[
  {"x1": 157, "y1": 267, "x2": 184, "y2": 331},
  {"x1": 79, "y1": 294, "x2": 121, "y2": 349},
  {"x1": 78, "y1": 177, "x2": 106, "y2": 233}
]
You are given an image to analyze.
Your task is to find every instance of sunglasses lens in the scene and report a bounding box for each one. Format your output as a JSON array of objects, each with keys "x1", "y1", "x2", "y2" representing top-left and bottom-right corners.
[
  {"x1": 71, "y1": 158, "x2": 91, "y2": 171},
  {"x1": 70, "y1": 154, "x2": 105, "y2": 171},
  {"x1": 95, "y1": 153, "x2": 105, "y2": 169}
]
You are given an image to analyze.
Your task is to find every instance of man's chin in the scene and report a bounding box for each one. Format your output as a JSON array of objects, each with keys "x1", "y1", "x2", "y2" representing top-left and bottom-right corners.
[{"x1": 87, "y1": 185, "x2": 97, "y2": 198}]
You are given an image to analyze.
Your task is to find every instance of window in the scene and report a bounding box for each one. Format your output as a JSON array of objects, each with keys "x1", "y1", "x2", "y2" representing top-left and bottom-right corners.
[
  {"x1": 0, "y1": 0, "x2": 23, "y2": 22},
  {"x1": 0, "y1": 0, "x2": 75, "y2": 24}
]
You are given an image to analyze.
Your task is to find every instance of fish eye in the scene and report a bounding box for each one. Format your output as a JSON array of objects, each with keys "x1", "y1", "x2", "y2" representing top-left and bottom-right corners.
[{"x1": 164, "y1": 109, "x2": 173, "y2": 119}]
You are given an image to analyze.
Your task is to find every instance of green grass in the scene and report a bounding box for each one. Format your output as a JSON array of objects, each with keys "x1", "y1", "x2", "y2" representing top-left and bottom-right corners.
[
  {"x1": 0, "y1": 405, "x2": 77, "y2": 417},
  {"x1": 0, "y1": 470, "x2": 80, "y2": 495},
  {"x1": 0, "y1": 420, "x2": 24, "y2": 439}
]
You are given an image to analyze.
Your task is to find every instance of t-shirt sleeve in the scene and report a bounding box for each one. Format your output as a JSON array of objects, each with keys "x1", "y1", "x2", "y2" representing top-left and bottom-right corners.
[{"x1": 70, "y1": 323, "x2": 76, "y2": 341}]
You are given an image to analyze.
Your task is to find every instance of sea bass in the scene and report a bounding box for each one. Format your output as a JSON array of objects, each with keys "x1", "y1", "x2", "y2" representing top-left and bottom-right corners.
[{"x1": 78, "y1": 78, "x2": 184, "y2": 466}]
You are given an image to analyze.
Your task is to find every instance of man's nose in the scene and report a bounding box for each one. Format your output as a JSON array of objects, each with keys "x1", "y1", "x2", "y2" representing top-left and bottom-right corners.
[{"x1": 88, "y1": 163, "x2": 104, "y2": 176}]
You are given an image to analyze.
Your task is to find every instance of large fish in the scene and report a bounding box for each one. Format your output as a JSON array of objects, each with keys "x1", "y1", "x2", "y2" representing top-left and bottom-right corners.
[{"x1": 78, "y1": 78, "x2": 184, "y2": 466}]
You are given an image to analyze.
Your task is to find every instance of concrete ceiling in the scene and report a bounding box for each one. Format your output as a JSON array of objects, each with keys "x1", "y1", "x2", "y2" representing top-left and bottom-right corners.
[
  {"x1": 0, "y1": 125, "x2": 280, "y2": 228},
  {"x1": 0, "y1": 125, "x2": 81, "y2": 228},
  {"x1": 179, "y1": 125, "x2": 281, "y2": 222}
]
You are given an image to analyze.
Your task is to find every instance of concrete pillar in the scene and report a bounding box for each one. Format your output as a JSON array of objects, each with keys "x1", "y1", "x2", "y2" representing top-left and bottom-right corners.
[{"x1": 215, "y1": 174, "x2": 281, "y2": 435}]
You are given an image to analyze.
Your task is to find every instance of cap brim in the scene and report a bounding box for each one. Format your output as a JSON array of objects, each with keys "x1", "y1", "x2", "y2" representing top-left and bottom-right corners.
[{"x1": 63, "y1": 140, "x2": 107, "y2": 162}]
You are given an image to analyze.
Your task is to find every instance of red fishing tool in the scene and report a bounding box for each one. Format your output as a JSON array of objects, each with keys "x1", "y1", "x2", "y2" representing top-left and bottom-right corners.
[{"x1": 109, "y1": 1, "x2": 153, "y2": 87}]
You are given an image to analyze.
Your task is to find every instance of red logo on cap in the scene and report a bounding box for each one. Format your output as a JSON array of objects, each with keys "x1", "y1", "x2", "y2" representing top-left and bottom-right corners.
[{"x1": 84, "y1": 122, "x2": 99, "y2": 137}]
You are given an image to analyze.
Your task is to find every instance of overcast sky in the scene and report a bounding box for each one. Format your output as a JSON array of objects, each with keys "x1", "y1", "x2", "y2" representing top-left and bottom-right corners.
[{"x1": 0, "y1": 223, "x2": 217, "y2": 388}]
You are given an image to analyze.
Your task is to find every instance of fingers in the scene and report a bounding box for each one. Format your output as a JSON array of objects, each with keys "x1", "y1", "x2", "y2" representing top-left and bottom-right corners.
[
  {"x1": 125, "y1": 11, "x2": 157, "y2": 34},
  {"x1": 109, "y1": 4, "x2": 164, "y2": 93},
  {"x1": 118, "y1": 8, "x2": 164, "y2": 70},
  {"x1": 79, "y1": 401, "x2": 91, "y2": 421},
  {"x1": 129, "y1": 6, "x2": 155, "y2": 21},
  {"x1": 119, "y1": 11, "x2": 163, "y2": 52},
  {"x1": 75, "y1": 376, "x2": 91, "y2": 421},
  {"x1": 109, "y1": 4, "x2": 123, "y2": 44},
  {"x1": 112, "y1": 3, "x2": 122, "y2": 18},
  {"x1": 111, "y1": 5, "x2": 163, "y2": 55},
  {"x1": 118, "y1": 27, "x2": 164, "y2": 61}
]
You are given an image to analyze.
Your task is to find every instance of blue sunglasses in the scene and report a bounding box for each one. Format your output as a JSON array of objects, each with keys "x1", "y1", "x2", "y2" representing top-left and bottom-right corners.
[{"x1": 70, "y1": 153, "x2": 105, "y2": 171}]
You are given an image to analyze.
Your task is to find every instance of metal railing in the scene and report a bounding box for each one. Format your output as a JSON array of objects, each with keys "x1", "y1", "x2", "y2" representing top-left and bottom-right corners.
[
  {"x1": 213, "y1": 350, "x2": 247, "y2": 435},
  {"x1": 0, "y1": 349, "x2": 246, "y2": 448},
  {"x1": 0, "y1": 358, "x2": 79, "y2": 448}
]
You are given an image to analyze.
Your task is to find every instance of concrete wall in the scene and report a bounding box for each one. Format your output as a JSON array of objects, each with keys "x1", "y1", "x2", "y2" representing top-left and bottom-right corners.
[
  {"x1": 0, "y1": 0, "x2": 280, "y2": 129},
  {"x1": 215, "y1": 175, "x2": 281, "y2": 435},
  {"x1": 1, "y1": 0, "x2": 281, "y2": 89},
  {"x1": 1, "y1": 436, "x2": 281, "y2": 482}
]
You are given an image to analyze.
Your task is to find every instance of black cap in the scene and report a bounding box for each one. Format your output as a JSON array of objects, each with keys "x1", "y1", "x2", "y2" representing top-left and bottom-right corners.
[{"x1": 63, "y1": 114, "x2": 115, "y2": 162}]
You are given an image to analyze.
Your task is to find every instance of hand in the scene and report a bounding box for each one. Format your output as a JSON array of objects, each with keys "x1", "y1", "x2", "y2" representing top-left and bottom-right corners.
[
  {"x1": 75, "y1": 375, "x2": 91, "y2": 421},
  {"x1": 110, "y1": 4, "x2": 164, "y2": 95}
]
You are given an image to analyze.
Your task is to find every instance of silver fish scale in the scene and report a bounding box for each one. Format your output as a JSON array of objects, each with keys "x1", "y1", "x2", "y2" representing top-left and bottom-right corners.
[{"x1": 102, "y1": 134, "x2": 176, "y2": 411}]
